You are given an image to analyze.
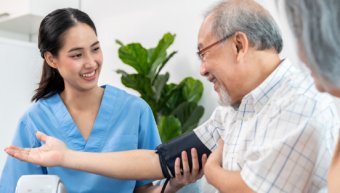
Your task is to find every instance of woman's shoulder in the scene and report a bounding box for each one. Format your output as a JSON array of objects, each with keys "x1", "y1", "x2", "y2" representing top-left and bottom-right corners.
[
  {"x1": 19, "y1": 94, "x2": 58, "y2": 121},
  {"x1": 104, "y1": 85, "x2": 150, "y2": 109}
]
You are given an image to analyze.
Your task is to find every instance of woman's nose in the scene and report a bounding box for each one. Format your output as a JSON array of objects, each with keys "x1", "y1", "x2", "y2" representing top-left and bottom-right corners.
[{"x1": 84, "y1": 53, "x2": 96, "y2": 68}]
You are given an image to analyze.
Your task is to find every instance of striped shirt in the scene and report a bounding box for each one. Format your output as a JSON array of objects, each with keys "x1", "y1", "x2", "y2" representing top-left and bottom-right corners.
[{"x1": 195, "y1": 59, "x2": 339, "y2": 193}]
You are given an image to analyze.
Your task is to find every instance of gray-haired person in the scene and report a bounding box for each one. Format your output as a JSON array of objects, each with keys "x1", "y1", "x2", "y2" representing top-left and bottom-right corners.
[
  {"x1": 4, "y1": 1, "x2": 340, "y2": 193},
  {"x1": 284, "y1": 0, "x2": 340, "y2": 192}
]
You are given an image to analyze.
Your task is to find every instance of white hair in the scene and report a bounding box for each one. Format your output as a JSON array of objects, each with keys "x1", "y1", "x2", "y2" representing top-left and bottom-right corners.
[
  {"x1": 206, "y1": 0, "x2": 283, "y2": 53},
  {"x1": 285, "y1": 0, "x2": 340, "y2": 87}
]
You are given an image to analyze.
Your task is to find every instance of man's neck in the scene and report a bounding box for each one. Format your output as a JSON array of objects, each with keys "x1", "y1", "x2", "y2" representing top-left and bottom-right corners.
[{"x1": 236, "y1": 50, "x2": 281, "y2": 103}]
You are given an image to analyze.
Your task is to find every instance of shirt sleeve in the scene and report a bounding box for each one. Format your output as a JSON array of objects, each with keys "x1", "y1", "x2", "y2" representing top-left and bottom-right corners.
[
  {"x1": 135, "y1": 102, "x2": 161, "y2": 187},
  {"x1": 194, "y1": 106, "x2": 232, "y2": 151},
  {"x1": 0, "y1": 116, "x2": 47, "y2": 193}
]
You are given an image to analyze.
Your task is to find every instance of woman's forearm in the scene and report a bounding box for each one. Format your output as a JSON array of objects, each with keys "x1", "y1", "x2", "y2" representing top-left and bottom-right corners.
[{"x1": 63, "y1": 149, "x2": 164, "y2": 180}]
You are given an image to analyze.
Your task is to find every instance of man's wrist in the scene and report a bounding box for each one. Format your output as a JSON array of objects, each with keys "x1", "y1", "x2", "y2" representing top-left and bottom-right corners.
[{"x1": 167, "y1": 179, "x2": 184, "y2": 193}]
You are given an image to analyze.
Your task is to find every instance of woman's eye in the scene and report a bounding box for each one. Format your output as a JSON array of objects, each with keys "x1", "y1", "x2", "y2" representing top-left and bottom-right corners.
[{"x1": 71, "y1": 53, "x2": 82, "y2": 58}]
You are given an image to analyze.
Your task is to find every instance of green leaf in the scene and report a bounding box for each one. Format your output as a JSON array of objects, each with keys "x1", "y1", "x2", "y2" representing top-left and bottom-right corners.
[
  {"x1": 158, "y1": 115, "x2": 182, "y2": 142},
  {"x1": 118, "y1": 43, "x2": 150, "y2": 75},
  {"x1": 116, "y1": 69, "x2": 128, "y2": 76},
  {"x1": 162, "y1": 83, "x2": 177, "y2": 98},
  {"x1": 147, "y1": 33, "x2": 176, "y2": 79},
  {"x1": 182, "y1": 105, "x2": 204, "y2": 132},
  {"x1": 160, "y1": 78, "x2": 203, "y2": 112},
  {"x1": 152, "y1": 51, "x2": 177, "y2": 84},
  {"x1": 148, "y1": 50, "x2": 166, "y2": 80},
  {"x1": 115, "y1": 39, "x2": 124, "y2": 47},
  {"x1": 116, "y1": 32, "x2": 205, "y2": 142},
  {"x1": 181, "y1": 77, "x2": 204, "y2": 103},
  {"x1": 148, "y1": 33, "x2": 175, "y2": 65},
  {"x1": 172, "y1": 102, "x2": 205, "y2": 132},
  {"x1": 152, "y1": 73, "x2": 169, "y2": 101},
  {"x1": 121, "y1": 74, "x2": 154, "y2": 99},
  {"x1": 162, "y1": 83, "x2": 184, "y2": 113},
  {"x1": 157, "y1": 83, "x2": 178, "y2": 114}
]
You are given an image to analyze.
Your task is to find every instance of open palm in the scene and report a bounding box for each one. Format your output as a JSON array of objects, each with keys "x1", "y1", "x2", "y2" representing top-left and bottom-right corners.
[{"x1": 5, "y1": 131, "x2": 67, "y2": 167}]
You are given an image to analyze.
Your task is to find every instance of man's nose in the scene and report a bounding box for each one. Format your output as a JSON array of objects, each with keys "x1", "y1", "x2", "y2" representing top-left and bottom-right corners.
[{"x1": 200, "y1": 63, "x2": 208, "y2": 77}]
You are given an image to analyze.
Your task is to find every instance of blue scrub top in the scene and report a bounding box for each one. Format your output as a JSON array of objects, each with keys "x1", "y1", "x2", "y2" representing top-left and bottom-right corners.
[{"x1": 0, "y1": 85, "x2": 161, "y2": 193}]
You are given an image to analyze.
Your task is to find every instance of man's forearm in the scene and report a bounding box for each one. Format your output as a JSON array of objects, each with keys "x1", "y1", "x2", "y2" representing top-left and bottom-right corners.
[
  {"x1": 62, "y1": 149, "x2": 164, "y2": 180},
  {"x1": 205, "y1": 165, "x2": 254, "y2": 193}
]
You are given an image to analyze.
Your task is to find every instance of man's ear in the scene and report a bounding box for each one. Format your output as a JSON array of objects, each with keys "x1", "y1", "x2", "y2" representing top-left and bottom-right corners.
[
  {"x1": 233, "y1": 32, "x2": 248, "y2": 62},
  {"x1": 43, "y1": 52, "x2": 57, "y2": 69}
]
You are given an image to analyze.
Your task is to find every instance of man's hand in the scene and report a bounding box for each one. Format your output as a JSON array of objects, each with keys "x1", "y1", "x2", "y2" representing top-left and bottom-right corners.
[
  {"x1": 5, "y1": 131, "x2": 68, "y2": 167},
  {"x1": 167, "y1": 148, "x2": 207, "y2": 192}
]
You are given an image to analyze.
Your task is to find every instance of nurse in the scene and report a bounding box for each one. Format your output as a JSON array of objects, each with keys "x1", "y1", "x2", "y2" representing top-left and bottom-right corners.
[{"x1": 0, "y1": 8, "x2": 201, "y2": 193}]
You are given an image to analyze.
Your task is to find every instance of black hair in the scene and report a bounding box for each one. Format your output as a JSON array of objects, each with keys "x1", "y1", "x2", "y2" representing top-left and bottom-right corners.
[{"x1": 32, "y1": 8, "x2": 97, "y2": 102}]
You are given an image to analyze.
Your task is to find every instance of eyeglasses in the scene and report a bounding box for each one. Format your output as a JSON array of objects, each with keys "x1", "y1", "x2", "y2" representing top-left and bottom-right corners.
[{"x1": 197, "y1": 33, "x2": 234, "y2": 61}]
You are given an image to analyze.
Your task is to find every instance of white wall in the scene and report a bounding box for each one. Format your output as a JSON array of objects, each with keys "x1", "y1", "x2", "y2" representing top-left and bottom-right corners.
[
  {"x1": 81, "y1": 0, "x2": 222, "y2": 122},
  {"x1": 1, "y1": 0, "x2": 340, "y2": 175},
  {"x1": 0, "y1": 0, "x2": 223, "y2": 174},
  {"x1": 0, "y1": 38, "x2": 41, "y2": 174}
]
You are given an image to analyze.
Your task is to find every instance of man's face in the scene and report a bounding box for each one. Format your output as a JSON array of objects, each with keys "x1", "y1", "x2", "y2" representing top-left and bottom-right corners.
[{"x1": 197, "y1": 15, "x2": 240, "y2": 105}]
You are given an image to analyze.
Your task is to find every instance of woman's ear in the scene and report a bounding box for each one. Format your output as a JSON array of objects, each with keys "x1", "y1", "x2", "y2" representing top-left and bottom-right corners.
[
  {"x1": 233, "y1": 32, "x2": 248, "y2": 62},
  {"x1": 43, "y1": 52, "x2": 57, "y2": 69}
]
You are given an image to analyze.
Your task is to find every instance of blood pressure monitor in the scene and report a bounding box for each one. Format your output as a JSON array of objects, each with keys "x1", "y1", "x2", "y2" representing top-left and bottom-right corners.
[{"x1": 16, "y1": 175, "x2": 67, "y2": 193}]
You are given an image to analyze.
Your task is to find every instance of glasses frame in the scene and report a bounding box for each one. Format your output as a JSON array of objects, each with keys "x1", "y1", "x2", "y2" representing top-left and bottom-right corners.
[{"x1": 197, "y1": 33, "x2": 234, "y2": 61}]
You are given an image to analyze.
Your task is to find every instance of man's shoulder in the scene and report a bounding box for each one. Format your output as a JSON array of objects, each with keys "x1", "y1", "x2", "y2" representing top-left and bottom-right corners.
[
  {"x1": 272, "y1": 80, "x2": 335, "y2": 116},
  {"x1": 273, "y1": 67, "x2": 334, "y2": 109},
  {"x1": 257, "y1": 69, "x2": 338, "y2": 132}
]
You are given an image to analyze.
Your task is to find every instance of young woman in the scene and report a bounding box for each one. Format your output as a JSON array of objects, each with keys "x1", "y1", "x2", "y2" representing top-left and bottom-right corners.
[
  {"x1": 283, "y1": 0, "x2": 340, "y2": 192},
  {"x1": 0, "y1": 8, "x2": 201, "y2": 193}
]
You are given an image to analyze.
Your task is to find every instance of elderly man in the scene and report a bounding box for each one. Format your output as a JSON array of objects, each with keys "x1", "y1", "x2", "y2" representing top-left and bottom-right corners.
[
  {"x1": 193, "y1": 0, "x2": 339, "y2": 192},
  {"x1": 4, "y1": 0, "x2": 339, "y2": 193}
]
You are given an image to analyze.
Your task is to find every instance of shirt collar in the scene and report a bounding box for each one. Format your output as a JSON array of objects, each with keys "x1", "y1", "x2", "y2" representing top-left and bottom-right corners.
[{"x1": 240, "y1": 59, "x2": 294, "y2": 113}]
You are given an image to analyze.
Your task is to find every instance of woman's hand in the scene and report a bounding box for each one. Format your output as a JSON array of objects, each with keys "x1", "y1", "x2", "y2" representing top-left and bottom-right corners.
[
  {"x1": 5, "y1": 131, "x2": 68, "y2": 167},
  {"x1": 167, "y1": 148, "x2": 207, "y2": 192}
]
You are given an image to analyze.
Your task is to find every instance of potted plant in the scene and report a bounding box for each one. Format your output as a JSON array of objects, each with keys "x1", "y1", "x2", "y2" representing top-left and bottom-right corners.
[{"x1": 116, "y1": 32, "x2": 204, "y2": 142}]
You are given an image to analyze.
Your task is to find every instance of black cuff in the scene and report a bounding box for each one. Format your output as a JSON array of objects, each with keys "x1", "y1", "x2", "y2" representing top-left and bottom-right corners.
[{"x1": 155, "y1": 131, "x2": 211, "y2": 178}]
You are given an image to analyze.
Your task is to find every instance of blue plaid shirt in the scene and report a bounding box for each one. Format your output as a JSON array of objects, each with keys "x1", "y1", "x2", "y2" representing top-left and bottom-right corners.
[{"x1": 195, "y1": 59, "x2": 339, "y2": 193}]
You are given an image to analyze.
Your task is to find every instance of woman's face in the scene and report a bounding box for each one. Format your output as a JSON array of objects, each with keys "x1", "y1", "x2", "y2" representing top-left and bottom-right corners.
[{"x1": 51, "y1": 23, "x2": 103, "y2": 92}]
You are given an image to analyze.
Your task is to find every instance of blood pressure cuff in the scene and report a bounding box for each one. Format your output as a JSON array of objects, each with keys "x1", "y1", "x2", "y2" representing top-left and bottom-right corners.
[{"x1": 155, "y1": 131, "x2": 211, "y2": 178}]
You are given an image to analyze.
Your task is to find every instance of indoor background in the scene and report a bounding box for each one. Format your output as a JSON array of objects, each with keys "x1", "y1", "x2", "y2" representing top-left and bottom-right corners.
[{"x1": 1, "y1": 0, "x2": 339, "y2": 174}]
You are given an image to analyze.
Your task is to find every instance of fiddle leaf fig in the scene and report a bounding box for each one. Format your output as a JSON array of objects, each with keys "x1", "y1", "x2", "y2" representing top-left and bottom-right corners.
[
  {"x1": 116, "y1": 32, "x2": 205, "y2": 142},
  {"x1": 172, "y1": 102, "x2": 204, "y2": 132},
  {"x1": 118, "y1": 43, "x2": 150, "y2": 75},
  {"x1": 158, "y1": 115, "x2": 182, "y2": 142},
  {"x1": 181, "y1": 77, "x2": 204, "y2": 103}
]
